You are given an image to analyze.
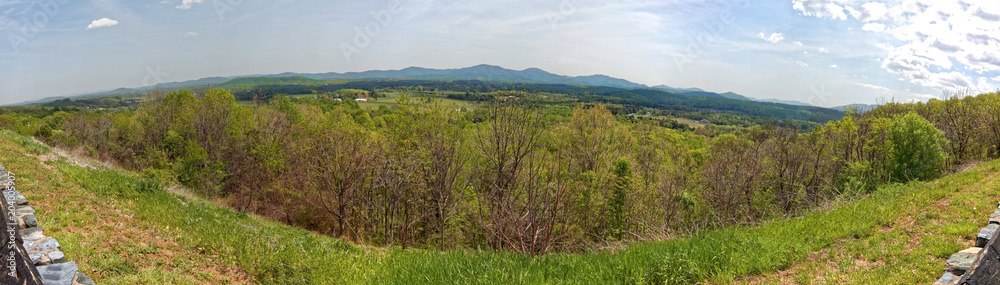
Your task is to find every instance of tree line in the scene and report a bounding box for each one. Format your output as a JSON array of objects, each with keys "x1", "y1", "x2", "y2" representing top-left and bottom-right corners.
[{"x1": 1, "y1": 89, "x2": 995, "y2": 254}]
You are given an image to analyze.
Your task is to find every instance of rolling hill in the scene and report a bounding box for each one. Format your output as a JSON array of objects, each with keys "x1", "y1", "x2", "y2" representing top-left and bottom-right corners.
[{"x1": 13, "y1": 65, "x2": 827, "y2": 109}]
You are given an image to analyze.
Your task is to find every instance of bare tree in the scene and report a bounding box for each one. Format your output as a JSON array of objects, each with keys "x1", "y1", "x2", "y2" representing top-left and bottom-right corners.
[
  {"x1": 418, "y1": 125, "x2": 465, "y2": 250},
  {"x1": 311, "y1": 129, "x2": 373, "y2": 240},
  {"x1": 475, "y1": 101, "x2": 575, "y2": 254},
  {"x1": 700, "y1": 134, "x2": 770, "y2": 225},
  {"x1": 932, "y1": 94, "x2": 980, "y2": 164}
]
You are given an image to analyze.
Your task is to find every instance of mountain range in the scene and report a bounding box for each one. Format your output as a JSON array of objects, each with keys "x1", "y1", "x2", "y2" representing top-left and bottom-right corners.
[{"x1": 16, "y1": 64, "x2": 828, "y2": 108}]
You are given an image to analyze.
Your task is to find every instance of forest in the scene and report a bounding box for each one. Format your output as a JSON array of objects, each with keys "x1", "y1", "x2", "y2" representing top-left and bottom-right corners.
[
  {"x1": 213, "y1": 78, "x2": 842, "y2": 127},
  {"x1": 1, "y1": 86, "x2": 996, "y2": 255}
]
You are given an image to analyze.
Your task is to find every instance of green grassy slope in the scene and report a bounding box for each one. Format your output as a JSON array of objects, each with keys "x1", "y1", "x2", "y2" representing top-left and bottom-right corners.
[{"x1": 1, "y1": 129, "x2": 995, "y2": 284}]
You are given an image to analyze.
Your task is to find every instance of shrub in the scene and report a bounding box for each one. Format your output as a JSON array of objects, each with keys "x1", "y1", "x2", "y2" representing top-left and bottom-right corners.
[{"x1": 889, "y1": 112, "x2": 948, "y2": 182}]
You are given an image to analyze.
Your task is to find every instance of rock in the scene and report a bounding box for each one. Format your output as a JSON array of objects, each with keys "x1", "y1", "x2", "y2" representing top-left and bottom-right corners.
[
  {"x1": 22, "y1": 214, "x2": 37, "y2": 228},
  {"x1": 990, "y1": 211, "x2": 1000, "y2": 225},
  {"x1": 28, "y1": 253, "x2": 42, "y2": 265},
  {"x1": 38, "y1": 254, "x2": 52, "y2": 266},
  {"x1": 73, "y1": 272, "x2": 96, "y2": 285},
  {"x1": 933, "y1": 272, "x2": 958, "y2": 285},
  {"x1": 15, "y1": 204, "x2": 33, "y2": 211},
  {"x1": 16, "y1": 198, "x2": 28, "y2": 205},
  {"x1": 22, "y1": 231, "x2": 45, "y2": 245},
  {"x1": 946, "y1": 247, "x2": 982, "y2": 275},
  {"x1": 35, "y1": 237, "x2": 60, "y2": 251},
  {"x1": 977, "y1": 224, "x2": 1000, "y2": 247},
  {"x1": 20, "y1": 226, "x2": 43, "y2": 237},
  {"x1": 36, "y1": 261, "x2": 79, "y2": 285},
  {"x1": 49, "y1": 251, "x2": 66, "y2": 263}
]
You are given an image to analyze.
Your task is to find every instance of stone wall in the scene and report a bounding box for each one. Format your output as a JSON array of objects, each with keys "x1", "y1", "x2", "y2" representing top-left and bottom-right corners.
[
  {"x1": 0, "y1": 163, "x2": 95, "y2": 285},
  {"x1": 934, "y1": 202, "x2": 1000, "y2": 284}
]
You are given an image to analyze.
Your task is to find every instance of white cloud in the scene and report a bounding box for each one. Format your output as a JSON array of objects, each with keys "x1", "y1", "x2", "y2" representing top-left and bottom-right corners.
[
  {"x1": 798, "y1": 0, "x2": 1000, "y2": 93},
  {"x1": 978, "y1": 77, "x2": 996, "y2": 92},
  {"x1": 831, "y1": 64, "x2": 838, "y2": 68},
  {"x1": 905, "y1": 92, "x2": 938, "y2": 102},
  {"x1": 994, "y1": 76, "x2": 1000, "y2": 82},
  {"x1": 86, "y1": 18, "x2": 119, "y2": 30},
  {"x1": 757, "y1": 32, "x2": 784, "y2": 43},
  {"x1": 793, "y1": 41, "x2": 803, "y2": 46},
  {"x1": 176, "y1": 0, "x2": 203, "y2": 9},
  {"x1": 795, "y1": 60, "x2": 809, "y2": 67},
  {"x1": 792, "y1": 0, "x2": 848, "y2": 20},
  {"x1": 846, "y1": 2, "x2": 890, "y2": 22},
  {"x1": 184, "y1": 31, "x2": 198, "y2": 36},
  {"x1": 856, "y1": 82, "x2": 890, "y2": 91},
  {"x1": 881, "y1": 1, "x2": 1000, "y2": 92},
  {"x1": 818, "y1": 47, "x2": 830, "y2": 53},
  {"x1": 861, "y1": 23, "x2": 885, "y2": 32}
]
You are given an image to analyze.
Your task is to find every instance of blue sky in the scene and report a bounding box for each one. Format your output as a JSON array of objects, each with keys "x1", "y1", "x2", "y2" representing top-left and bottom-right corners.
[{"x1": 0, "y1": 0, "x2": 998, "y2": 106}]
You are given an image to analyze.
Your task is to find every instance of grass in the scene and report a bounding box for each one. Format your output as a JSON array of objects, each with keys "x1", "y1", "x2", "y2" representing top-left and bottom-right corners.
[
  {"x1": 674, "y1": 117, "x2": 708, "y2": 128},
  {"x1": 744, "y1": 163, "x2": 1000, "y2": 284},
  {"x1": 629, "y1": 115, "x2": 707, "y2": 128},
  {"x1": 356, "y1": 92, "x2": 474, "y2": 110},
  {"x1": 0, "y1": 130, "x2": 253, "y2": 284},
  {"x1": 287, "y1": 92, "x2": 474, "y2": 111},
  {"x1": 0, "y1": 129, "x2": 996, "y2": 284}
]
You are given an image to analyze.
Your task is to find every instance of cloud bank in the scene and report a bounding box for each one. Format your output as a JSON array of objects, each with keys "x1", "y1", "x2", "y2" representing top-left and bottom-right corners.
[{"x1": 794, "y1": 0, "x2": 1000, "y2": 93}]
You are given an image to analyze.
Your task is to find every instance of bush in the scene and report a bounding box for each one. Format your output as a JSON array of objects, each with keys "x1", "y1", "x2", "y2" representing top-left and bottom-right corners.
[
  {"x1": 35, "y1": 124, "x2": 52, "y2": 139},
  {"x1": 889, "y1": 112, "x2": 948, "y2": 182},
  {"x1": 837, "y1": 161, "x2": 881, "y2": 194}
]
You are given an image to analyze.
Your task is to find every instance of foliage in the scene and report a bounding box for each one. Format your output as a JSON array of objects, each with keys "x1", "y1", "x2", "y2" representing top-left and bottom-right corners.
[
  {"x1": 888, "y1": 112, "x2": 947, "y2": 182},
  {"x1": 4, "y1": 86, "x2": 1000, "y2": 256},
  {"x1": 608, "y1": 158, "x2": 632, "y2": 239},
  {"x1": 3, "y1": 127, "x2": 987, "y2": 284}
]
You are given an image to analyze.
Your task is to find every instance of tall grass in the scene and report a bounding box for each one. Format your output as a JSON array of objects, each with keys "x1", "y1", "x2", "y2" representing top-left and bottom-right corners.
[{"x1": 1, "y1": 129, "x2": 49, "y2": 154}]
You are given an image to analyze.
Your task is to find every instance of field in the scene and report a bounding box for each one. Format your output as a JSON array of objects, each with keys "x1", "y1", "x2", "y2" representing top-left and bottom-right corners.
[
  {"x1": 288, "y1": 92, "x2": 474, "y2": 111},
  {"x1": 630, "y1": 114, "x2": 708, "y2": 128},
  {"x1": 4, "y1": 128, "x2": 994, "y2": 284},
  {"x1": 357, "y1": 92, "x2": 474, "y2": 110},
  {"x1": 674, "y1": 117, "x2": 708, "y2": 128}
]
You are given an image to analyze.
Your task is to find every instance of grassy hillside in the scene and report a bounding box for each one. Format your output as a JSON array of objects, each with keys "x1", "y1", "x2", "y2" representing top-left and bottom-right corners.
[{"x1": 2, "y1": 129, "x2": 996, "y2": 284}]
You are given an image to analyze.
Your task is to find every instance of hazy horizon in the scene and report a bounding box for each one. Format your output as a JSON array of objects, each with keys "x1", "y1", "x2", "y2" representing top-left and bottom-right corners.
[{"x1": 1, "y1": 0, "x2": 998, "y2": 107}]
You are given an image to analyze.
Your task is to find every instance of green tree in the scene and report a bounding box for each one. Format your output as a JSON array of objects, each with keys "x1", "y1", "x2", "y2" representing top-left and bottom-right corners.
[
  {"x1": 889, "y1": 112, "x2": 948, "y2": 182},
  {"x1": 274, "y1": 95, "x2": 302, "y2": 124},
  {"x1": 608, "y1": 158, "x2": 632, "y2": 239}
]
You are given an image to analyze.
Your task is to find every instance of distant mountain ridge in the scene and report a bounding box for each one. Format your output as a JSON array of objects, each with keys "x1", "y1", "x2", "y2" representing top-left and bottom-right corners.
[
  {"x1": 250, "y1": 65, "x2": 821, "y2": 107},
  {"x1": 257, "y1": 64, "x2": 647, "y2": 89},
  {"x1": 13, "y1": 65, "x2": 828, "y2": 108},
  {"x1": 833, "y1": 103, "x2": 881, "y2": 112}
]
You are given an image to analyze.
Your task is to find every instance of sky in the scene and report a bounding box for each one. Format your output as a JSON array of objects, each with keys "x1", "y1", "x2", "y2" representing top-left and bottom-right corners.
[{"x1": 0, "y1": 0, "x2": 998, "y2": 107}]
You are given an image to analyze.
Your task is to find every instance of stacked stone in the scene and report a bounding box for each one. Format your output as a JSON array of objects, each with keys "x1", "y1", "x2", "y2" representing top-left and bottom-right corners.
[
  {"x1": 0, "y1": 165, "x2": 95, "y2": 285},
  {"x1": 933, "y1": 202, "x2": 1000, "y2": 285}
]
